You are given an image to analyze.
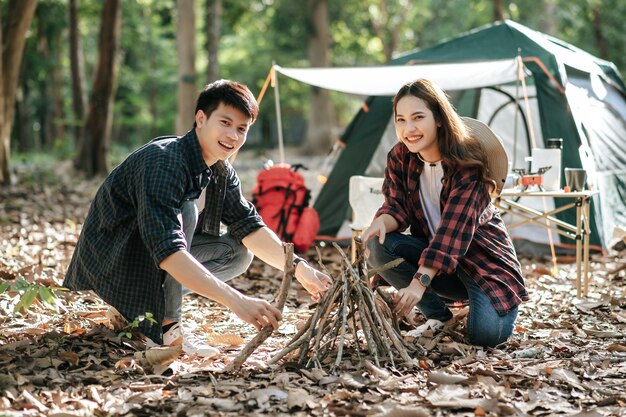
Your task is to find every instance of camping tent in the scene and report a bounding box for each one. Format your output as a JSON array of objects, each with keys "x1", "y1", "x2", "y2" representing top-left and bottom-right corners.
[{"x1": 302, "y1": 20, "x2": 626, "y2": 250}]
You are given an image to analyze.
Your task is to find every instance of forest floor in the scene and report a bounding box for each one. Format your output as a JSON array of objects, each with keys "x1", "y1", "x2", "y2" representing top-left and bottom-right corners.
[{"x1": 0, "y1": 153, "x2": 625, "y2": 417}]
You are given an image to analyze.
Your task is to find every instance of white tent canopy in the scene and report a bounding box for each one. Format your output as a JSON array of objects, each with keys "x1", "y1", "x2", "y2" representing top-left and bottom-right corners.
[{"x1": 274, "y1": 59, "x2": 523, "y2": 96}]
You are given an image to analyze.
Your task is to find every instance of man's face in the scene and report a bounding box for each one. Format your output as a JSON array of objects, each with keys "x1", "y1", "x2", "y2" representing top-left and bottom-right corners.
[{"x1": 195, "y1": 102, "x2": 252, "y2": 166}]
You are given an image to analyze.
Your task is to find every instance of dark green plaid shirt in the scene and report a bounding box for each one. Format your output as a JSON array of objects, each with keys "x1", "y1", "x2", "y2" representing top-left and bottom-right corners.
[{"x1": 64, "y1": 129, "x2": 264, "y2": 343}]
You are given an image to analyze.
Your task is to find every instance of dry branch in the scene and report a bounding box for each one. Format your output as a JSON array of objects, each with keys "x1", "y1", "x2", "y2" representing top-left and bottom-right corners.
[
  {"x1": 223, "y1": 243, "x2": 295, "y2": 373},
  {"x1": 270, "y1": 243, "x2": 422, "y2": 370}
]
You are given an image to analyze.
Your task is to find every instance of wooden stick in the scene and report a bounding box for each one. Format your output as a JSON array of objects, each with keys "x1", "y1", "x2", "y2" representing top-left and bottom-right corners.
[
  {"x1": 223, "y1": 244, "x2": 294, "y2": 373},
  {"x1": 270, "y1": 243, "x2": 423, "y2": 370}
]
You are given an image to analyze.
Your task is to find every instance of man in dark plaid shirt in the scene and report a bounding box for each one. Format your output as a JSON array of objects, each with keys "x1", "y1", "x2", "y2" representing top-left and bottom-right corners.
[
  {"x1": 363, "y1": 79, "x2": 528, "y2": 347},
  {"x1": 65, "y1": 80, "x2": 331, "y2": 354}
]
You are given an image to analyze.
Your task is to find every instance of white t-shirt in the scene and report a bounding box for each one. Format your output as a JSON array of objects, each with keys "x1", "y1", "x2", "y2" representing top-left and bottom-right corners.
[{"x1": 418, "y1": 161, "x2": 444, "y2": 237}]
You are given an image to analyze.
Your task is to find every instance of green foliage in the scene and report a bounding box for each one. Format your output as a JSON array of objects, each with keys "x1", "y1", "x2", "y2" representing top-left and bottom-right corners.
[
  {"x1": 118, "y1": 312, "x2": 157, "y2": 339},
  {"x1": 0, "y1": 278, "x2": 67, "y2": 314},
  {"x1": 10, "y1": 0, "x2": 626, "y2": 160}
]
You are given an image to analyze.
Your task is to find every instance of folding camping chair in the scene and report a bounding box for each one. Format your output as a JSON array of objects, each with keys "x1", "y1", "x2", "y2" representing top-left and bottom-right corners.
[{"x1": 349, "y1": 175, "x2": 385, "y2": 262}]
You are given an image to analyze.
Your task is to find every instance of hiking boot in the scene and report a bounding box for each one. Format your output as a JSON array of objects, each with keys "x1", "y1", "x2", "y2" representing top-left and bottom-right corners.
[{"x1": 163, "y1": 322, "x2": 219, "y2": 358}]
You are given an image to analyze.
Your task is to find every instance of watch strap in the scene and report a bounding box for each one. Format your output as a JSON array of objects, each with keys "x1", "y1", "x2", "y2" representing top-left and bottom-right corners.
[{"x1": 414, "y1": 271, "x2": 432, "y2": 287}]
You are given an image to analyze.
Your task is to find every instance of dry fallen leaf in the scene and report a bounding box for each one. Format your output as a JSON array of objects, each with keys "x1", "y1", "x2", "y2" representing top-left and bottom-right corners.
[
  {"x1": 133, "y1": 345, "x2": 182, "y2": 366},
  {"x1": 607, "y1": 343, "x2": 626, "y2": 352},
  {"x1": 58, "y1": 350, "x2": 80, "y2": 366},
  {"x1": 207, "y1": 333, "x2": 245, "y2": 346}
]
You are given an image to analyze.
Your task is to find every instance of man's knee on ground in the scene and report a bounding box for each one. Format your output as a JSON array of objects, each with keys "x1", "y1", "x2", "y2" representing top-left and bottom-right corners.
[{"x1": 231, "y1": 245, "x2": 254, "y2": 277}]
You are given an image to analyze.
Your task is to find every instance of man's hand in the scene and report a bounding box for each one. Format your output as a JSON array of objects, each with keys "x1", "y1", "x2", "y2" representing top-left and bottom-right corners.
[
  {"x1": 227, "y1": 293, "x2": 283, "y2": 331},
  {"x1": 394, "y1": 280, "x2": 427, "y2": 320},
  {"x1": 295, "y1": 262, "x2": 332, "y2": 302}
]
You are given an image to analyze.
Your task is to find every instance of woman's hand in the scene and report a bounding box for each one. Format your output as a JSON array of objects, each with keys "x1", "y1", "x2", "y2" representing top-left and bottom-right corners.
[
  {"x1": 361, "y1": 215, "x2": 388, "y2": 245},
  {"x1": 227, "y1": 294, "x2": 283, "y2": 331},
  {"x1": 295, "y1": 262, "x2": 333, "y2": 302},
  {"x1": 394, "y1": 280, "x2": 427, "y2": 320}
]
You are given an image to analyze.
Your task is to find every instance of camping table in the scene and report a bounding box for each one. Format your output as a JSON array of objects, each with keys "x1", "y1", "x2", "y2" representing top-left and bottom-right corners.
[{"x1": 493, "y1": 189, "x2": 599, "y2": 297}]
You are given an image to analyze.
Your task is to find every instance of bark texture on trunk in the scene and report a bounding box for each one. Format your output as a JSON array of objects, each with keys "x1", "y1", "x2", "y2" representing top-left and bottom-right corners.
[
  {"x1": 304, "y1": 0, "x2": 334, "y2": 155},
  {"x1": 1, "y1": 0, "x2": 38, "y2": 184},
  {"x1": 206, "y1": 0, "x2": 221, "y2": 83},
  {"x1": 175, "y1": 0, "x2": 196, "y2": 135},
  {"x1": 493, "y1": 0, "x2": 505, "y2": 21},
  {"x1": 76, "y1": 0, "x2": 121, "y2": 176},
  {"x1": 69, "y1": 0, "x2": 87, "y2": 147}
]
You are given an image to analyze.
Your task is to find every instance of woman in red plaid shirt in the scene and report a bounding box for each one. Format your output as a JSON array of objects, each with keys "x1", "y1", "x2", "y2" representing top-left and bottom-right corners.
[{"x1": 363, "y1": 79, "x2": 528, "y2": 347}]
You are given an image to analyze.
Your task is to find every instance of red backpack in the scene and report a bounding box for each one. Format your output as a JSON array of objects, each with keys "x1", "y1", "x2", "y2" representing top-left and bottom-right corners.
[{"x1": 252, "y1": 163, "x2": 320, "y2": 252}]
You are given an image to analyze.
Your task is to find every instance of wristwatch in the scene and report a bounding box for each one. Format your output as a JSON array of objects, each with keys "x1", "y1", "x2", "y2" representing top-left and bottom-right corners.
[{"x1": 415, "y1": 272, "x2": 432, "y2": 287}]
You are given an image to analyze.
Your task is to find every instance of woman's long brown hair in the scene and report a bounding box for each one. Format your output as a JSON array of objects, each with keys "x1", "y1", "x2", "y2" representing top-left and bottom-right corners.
[{"x1": 393, "y1": 79, "x2": 496, "y2": 192}]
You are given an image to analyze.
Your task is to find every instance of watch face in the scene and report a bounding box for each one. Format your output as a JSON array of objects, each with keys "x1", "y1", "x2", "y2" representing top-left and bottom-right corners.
[{"x1": 420, "y1": 273, "x2": 431, "y2": 286}]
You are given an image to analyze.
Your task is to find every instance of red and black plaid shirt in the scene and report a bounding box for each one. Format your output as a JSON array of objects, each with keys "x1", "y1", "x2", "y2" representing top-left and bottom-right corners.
[{"x1": 376, "y1": 143, "x2": 528, "y2": 315}]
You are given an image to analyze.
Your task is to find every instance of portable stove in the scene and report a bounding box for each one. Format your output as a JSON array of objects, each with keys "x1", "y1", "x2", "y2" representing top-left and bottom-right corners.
[{"x1": 512, "y1": 166, "x2": 552, "y2": 191}]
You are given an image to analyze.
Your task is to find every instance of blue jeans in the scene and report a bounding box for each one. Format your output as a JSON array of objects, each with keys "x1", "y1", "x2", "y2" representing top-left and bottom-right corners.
[
  {"x1": 367, "y1": 232, "x2": 518, "y2": 347},
  {"x1": 163, "y1": 200, "x2": 254, "y2": 321}
]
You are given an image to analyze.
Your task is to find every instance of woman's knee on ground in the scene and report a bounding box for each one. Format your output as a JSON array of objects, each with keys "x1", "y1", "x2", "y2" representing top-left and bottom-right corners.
[{"x1": 467, "y1": 319, "x2": 514, "y2": 348}]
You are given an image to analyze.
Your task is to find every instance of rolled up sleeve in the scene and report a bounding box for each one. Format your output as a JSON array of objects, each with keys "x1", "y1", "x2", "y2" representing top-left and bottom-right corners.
[{"x1": 135, "y1": 153, "x2": 188, "y2": 266}]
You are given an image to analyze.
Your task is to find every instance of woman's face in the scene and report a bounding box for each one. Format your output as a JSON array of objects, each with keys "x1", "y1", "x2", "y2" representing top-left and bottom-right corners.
[{"x1": 394, "y1": 95, "x2": 441, "y2": 161}]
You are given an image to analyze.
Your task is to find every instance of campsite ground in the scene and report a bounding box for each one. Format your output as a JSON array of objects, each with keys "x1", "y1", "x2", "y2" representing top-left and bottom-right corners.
[{"x1": 1, "y1": 151, "x2": 625, "y2": 417}]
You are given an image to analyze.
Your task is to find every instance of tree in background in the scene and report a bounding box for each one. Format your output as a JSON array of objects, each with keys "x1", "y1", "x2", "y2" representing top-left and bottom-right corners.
[
  {"x1": 75, "y1": 0, "x2": 121, "y2": 176},
  {"x1": 494, "y1": 0, "x2": 505, "y2": 20},
  {"x1": 0, "y1": 0, "x2": 38, "y2": 185},
  {"x1": 368, "y1": 0, "x2": 409, "y2": 63},
  {"x1": 69, "y1": 0, "x2": 87, "y2": 148},
  {"x1": 175, "y1": 0, "x2": 195, "y2": 135},
  {"x1": 19, "y1": 1, "x2": 67, "y2": 152},
  {"x1": 303, "y1": 0, "x2": 335, "y2": 154},
  {"x1": 1, "y1": 0, "x2": 624, "y2": 176},
  {"x1": 206, "y1": 0, "x2": 221, "y2": 82}
]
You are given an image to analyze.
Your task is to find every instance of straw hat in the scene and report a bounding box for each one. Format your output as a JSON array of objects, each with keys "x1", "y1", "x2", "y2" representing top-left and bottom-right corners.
[{"x1": 462, "y1": 117, "x2": 509, "y2": 195}]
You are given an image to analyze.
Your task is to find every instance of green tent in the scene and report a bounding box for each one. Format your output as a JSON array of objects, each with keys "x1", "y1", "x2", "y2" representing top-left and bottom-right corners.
[{"x1": 312, "y1": 20, "x2": 626, "y2": 249}]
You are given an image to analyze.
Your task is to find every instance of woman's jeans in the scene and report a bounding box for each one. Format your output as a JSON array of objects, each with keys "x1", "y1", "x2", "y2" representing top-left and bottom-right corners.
[
  {"x1": 163, "y1": 200, "x2": 253, "y2": 321},
  {"x1": 368, "y1": 232, "x2": 518, "y2": 347}
]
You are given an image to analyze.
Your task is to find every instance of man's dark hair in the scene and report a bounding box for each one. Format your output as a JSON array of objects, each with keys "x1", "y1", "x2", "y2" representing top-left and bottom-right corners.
[{"x1": 194, "y1": 80, "x2": 259, "y2": 127}]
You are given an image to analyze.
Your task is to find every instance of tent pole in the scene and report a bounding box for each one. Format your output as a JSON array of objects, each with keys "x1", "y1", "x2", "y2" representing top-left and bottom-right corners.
[
  {"x1": 272, "y1": 63, "x2": 286, "y2": 164},
  {"x1": 513, "y1": 54, "x2": 522, "y2": 169}
]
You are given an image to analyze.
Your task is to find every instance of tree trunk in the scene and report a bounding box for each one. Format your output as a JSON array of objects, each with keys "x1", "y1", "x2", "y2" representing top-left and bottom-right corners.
[
  {"x1": 493, "y1": 0, "x2": 505, "y2": 21},
  {"x1": 368, "y1": 0, "x2": 406, "y2": 63},
  {"x1": 303, "y1": 0, "x2": 334, "y2": 155},
  {"x1": 1, "y1": 0, "x2": 38, "y2": 185},
  {"x1": 76, "y1": 0, "x2": 121, "y2": 176},
  {"x1": 15, "y1": 73, "x2": 34, "y2": 152},
  {"x1": 50, "y1": 43, "x2": 65, "y2": 147},
  {"x1": 36, "y1": 11, "x2": 52, "y2": 148},
  {"x1": 539, "y1": 0, "x2": 557, "y2": 35},
  {"x1": 590, "y1": 5, "x2": 608, "y2": 59},
  {"x1": 206, "y1": 0, "x2": 221, "y2": 82},
  {"x1": 69, "y1": 0, "x2": 87, "y2": 148},
  {"x1": 175, "y1": 0, "x2": 196, "y2": 135}
]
